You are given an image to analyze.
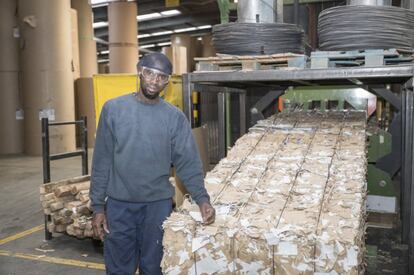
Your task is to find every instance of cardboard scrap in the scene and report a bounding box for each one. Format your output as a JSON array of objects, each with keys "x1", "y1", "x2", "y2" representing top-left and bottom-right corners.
[{"x1": 162, "y1": 111, "x2": 367, "y2": 274}]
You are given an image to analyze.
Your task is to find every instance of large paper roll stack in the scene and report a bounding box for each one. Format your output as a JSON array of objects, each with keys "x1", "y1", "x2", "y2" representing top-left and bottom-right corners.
[
  {"x1": 71, "y1": 0, "x2": 97, "y2": 77},
  {"x1": 19, "y1": 0, "x2": 76, "y2": 155},
  {"x1": 0, "y1": 0, "x2": 24, "y2": 154},
  {"x1": 108, "y1": 1, "x2": 138, "y2": 73}
]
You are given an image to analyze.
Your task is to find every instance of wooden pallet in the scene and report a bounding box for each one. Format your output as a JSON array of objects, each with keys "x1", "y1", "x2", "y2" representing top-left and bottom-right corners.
[
  {"x1": 195, "y1": 53, "x2": 308, "y2": 72},
  {"x1": 310, "y1": 48, "x2": 414, "y2": 69},
  {"x1": 367, "y1": 211, "x2": 398, "y2": 229}
]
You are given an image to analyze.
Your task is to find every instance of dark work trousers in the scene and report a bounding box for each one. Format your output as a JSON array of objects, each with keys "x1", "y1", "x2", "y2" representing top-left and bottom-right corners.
[{"x1": 104, "y1": 197, "x2": 173, "y2": 275}]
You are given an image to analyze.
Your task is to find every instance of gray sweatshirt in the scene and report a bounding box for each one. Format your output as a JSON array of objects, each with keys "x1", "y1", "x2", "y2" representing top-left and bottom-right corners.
[{"x1": 90, "y1": 93, "x2": 210, "y2": 213}]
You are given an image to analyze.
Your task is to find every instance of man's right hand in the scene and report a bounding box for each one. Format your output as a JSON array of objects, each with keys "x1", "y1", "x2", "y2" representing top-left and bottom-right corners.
[{"x1": 92, "y1": 212, "x2": 109, "y2": 241}]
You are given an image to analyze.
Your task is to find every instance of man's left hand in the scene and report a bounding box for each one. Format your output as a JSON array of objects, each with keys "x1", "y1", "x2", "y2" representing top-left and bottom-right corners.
[{"x1": 198, "y1": 202, "x2": 215, "y2": 225}]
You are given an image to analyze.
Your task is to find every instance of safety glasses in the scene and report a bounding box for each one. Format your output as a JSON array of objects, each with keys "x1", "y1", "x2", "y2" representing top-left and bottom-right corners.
[{"x1": 140, "y1": 66, "x2": 171, "y2": 84}]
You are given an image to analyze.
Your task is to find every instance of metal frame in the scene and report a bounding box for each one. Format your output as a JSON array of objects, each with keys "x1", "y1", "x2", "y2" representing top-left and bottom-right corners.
[
  {"x1": 250, "y1": 90, "x2": 284, "y2": 125},
  {"x1": 41, "y1": 117, "x2": 89, "y2": 240},
  {"x1": 402, "y1": 80, "x2": 414, "y2": 274},
  {"x1": 183, "y1": 64, "x2": 414, "y2": 273},
  {"x1": 192, "y1": 83, "x2": 247, "y2": 159}
]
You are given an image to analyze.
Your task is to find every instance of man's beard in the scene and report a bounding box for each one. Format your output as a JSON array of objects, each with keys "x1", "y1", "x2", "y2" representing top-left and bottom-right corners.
[
  {"x1": 141, "y1": 81, "x2": 161, "y2": 100},
  {"x1": 141, "y1": 87, "x2": 160, "y2": 99}
]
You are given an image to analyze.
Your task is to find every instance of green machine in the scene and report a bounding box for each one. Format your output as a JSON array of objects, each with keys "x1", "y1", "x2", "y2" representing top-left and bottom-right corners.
[{"x1": 281, "y1": 86, "x2": 397, "y2": 213}]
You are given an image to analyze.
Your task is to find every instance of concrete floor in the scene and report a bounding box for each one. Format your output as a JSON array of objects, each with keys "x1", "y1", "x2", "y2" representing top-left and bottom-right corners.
[
  {"x1": 0, "y1": 151, "x2": 106, "y2": 275},
  {"x1": 0, "y1": 151, "x2": 409, "y2": 274}
]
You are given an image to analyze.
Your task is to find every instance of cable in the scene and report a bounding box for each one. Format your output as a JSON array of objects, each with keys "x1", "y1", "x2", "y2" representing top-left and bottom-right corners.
[
  {"x1": 318, "y1": 5, "x2": 414, "y2": 51},
  {"x1": 212, "y1": 23, "x2": 305, "y2": 55}
]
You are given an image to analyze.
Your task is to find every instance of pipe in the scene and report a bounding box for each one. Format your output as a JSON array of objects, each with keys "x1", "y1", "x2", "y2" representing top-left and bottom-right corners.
[
  {"x1": 237, "y1": 0, "x2": 276, "y2": 23},
  {"x1": 294, "y1": 0, "x2": 299, "y2": 25}
]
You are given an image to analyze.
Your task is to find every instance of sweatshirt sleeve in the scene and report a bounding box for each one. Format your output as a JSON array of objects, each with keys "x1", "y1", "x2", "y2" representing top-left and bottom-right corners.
[
  {"x1": 171, "y1": 113, "x2": 210, "y2": 205},
  {"x1": 90, "y1": 103, "x2": 114, "y2": 213}
]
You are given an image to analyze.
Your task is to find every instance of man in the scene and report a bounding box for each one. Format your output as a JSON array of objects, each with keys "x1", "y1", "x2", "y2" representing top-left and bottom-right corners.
[{"x1": 90, "y1": 53, "x2": 215, "y2": 275}]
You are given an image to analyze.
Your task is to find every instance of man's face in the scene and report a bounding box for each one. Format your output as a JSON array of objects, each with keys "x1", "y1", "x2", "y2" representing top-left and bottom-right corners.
[{"x1": 138, "y1": 67, "x2": 170, "y2": 100}]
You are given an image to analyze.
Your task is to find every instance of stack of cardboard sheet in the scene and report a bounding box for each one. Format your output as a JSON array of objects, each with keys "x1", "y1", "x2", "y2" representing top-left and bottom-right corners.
[{"x1": 162, "y1": 111, "x2": 367, "y2": 274}]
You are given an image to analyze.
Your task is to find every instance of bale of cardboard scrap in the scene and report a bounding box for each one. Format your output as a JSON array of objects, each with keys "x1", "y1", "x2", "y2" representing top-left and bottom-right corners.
[{"x1": 162, "y1": 110, "x2": 367, "y2": 275}]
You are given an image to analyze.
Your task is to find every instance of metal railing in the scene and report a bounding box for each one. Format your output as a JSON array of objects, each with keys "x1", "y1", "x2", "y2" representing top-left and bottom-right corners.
[{"x1": 41, "y1": 117, "x2": 88, "y2": 240}]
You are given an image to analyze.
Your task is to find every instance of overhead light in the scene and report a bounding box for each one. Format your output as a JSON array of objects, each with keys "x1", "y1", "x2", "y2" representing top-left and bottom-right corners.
[
  {"x1": 138, "y1": 34, "x2": 151, "y2": 39},
  {"x1": 94, "y1": 9, "x2": 181, "y2": 31},
  {"x1": 140, "y1": 44, "x2": 156, "y2": 49},
  {"x1": 197, "y1": 37, "x2": 202, "y2": 41},
  {"x1": 92, "y1": 0, "x2": 136, "y2": 3},
  {"x1": 137, "y1": 12, "x2": 162, "y2": 21},
  {"x1": 92, "y1": 3, "x2": 108, "y2": 8},
  {"x1": 98, "y1": 59, "x2": 109, "y2": 63},
  {"x1": 151, "y1": 31, "x2": 173, "y2": 36},
  {"x1": 157, "y1": 42, "x2": 172, "y2": 46},
  {"x1": 93, "y1": 21, "x2": 108, "y2": 29},
  {"x1": 91, "y1": 0, "x2": 109, "y2": 7},
  {"x1": 174, "y1": 27, "x2": 196, "y2": 33},
  {"x1": 160, "y1": 10, "x2": 181, "y2": 16},
  {"x1": 91, "y1": 0, "x2": 108, "y2": 4},
  {"x1": 197, "y1": 25, "x2": 212, "y2": 30},
  {"x1": 100, "y1": 50, "x2": 109, "y2": 55}
]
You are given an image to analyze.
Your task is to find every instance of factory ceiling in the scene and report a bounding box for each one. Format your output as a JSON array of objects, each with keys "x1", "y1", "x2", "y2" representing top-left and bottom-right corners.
[{"x1": 92, "y1": 0, "x2": 221, "y2": 62}]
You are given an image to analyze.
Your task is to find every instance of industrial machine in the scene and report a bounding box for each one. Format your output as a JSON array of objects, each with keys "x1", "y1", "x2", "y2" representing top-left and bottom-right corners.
[
  {"x1": 280, "y1": 87, "x2": 398, "y2": 214},
  {"x1": 183, "y1": 0, "x2": 414, "y2": 273},
  {"x1": 186, "y1": 61, "x2": 413, "y2": 275}
]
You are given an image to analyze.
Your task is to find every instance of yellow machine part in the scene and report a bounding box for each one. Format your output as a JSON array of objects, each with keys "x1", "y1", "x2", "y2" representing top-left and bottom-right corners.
[{"x1": 93, "y1": 74, "x2": 183, "y2": 127}]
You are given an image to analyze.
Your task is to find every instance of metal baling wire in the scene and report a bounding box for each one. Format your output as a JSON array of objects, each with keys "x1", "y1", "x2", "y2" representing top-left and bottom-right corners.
[
  {"x1": 311, "y1": 114, "x2": 345, "y2": 271},
  {"x1": 212, "y1": 23, "x2": 305, "y2": 55},
  {"x1": 318, "y1": 5, "x2": 414, "y2": 51},
  {"x1": 273, "y1": 115, "x2": 319, "y2": 233},
  {"x1": 188, "y1": 118, "x2": 272, "y2": 274},
  {"x1": 209, "y1": 115, "x2": 280, "y2": 273},
  {"x1": 229, "y1": 114, "x2": 283, "y2": 274},
  {"x1": 211, "y1": 124, "x2": 271, "y2": 205},
  {"x1": 231, "y1": 237, "x2": 236, "y2": 274},
  {"x1": 272, "y1": 245, "x2": 275, "y2": 275}
]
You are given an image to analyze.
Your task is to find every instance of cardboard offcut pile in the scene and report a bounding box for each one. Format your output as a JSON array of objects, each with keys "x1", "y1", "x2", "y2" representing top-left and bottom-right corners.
[
  {"x1": 40, "y1": 176, "x2": 94, "y2": 239},
  {"x1": 162, "y1": 111, "x2": 367, "y2": 275}
]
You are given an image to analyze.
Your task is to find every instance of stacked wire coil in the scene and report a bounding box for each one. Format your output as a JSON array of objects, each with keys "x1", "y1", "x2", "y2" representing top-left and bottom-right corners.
[
  {"x1": 212, "y1": 23, "x2": 305, "y2": 55},
  {"x1": 318, "y1": 5, "x2": 414, "y2": 51}
]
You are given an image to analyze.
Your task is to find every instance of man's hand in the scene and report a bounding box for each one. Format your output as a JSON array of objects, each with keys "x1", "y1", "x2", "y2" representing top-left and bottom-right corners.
[
  {"x1": 92, "y1": 212, "x2": 109, "y2": 241},
  {"x1": 198, "y1": 202, "x2": 215, "y2": 225}
]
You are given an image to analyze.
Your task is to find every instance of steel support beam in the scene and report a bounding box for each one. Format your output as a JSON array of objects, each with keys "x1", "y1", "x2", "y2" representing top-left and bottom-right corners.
[
  {"x1": 368, "y1": 85, "x2": 401, "y2": 111},
  {"x1": 365, "y1": 85, "x2": 402, "y2": 177},
  {"x1": 193, "y1": 84, "x2": 248, "y2": 154},
  {"x1": 194, "y1": 84, "x2": 245, "y2": 94},
  {"x1": 276, "y1": 0, "x2": 284, "y2": 22},
  {"x1": 401, "y1": 78, "x2": 414, "y2": 274},
  {"x1": 376, "y1": 113, "x2": 401, "y2": 177},
  {"x1": 250, "y1": 90, "x2": 285, "y2": 125},
  {"x1": 182, "y1": 74, "x2": 193, "y2": 123},
  {"x1": 218, "y1": 92, "x2": 226, "y2": 159},
  {"x1": 188, "y1": 66, "x2": 414, "y2": 84},
  {"x1": 239, "y1": 92, "x2": 247, "y2": 135},
  {"x1": 293, "y1": 0, "x2": 299, "y2": 25}
]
